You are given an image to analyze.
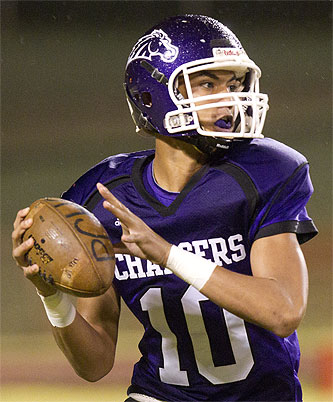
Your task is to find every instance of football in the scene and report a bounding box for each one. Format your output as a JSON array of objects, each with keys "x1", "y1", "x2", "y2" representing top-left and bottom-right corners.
[{"x1": 23, "y1": 197, "x2": 115, "y2": 297}]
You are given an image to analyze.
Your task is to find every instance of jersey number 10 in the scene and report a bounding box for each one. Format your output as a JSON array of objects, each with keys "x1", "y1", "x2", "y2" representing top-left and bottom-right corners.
[{"x1": 140, "y1": 286, "x2": 254, "y2": 386}]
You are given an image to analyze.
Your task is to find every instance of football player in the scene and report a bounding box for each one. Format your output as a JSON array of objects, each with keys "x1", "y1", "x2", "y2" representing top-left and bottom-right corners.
[{"x1": 12, "y1": 15, "x2": 317, "y2": 401}]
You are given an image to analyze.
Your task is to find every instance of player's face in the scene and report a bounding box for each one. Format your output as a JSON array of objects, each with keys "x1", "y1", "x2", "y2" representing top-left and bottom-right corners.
[{"x1": 178, "y1": 70, "x2": 245, "y2": 133}]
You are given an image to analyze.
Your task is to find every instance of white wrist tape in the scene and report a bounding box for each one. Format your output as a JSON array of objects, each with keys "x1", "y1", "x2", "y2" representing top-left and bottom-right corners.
[
  {"x1": 166, "y1": 245, "x2": 217, "y2": 291},
  {"x1": 38, "y1": 290, "x2": 76, "y2": 328}
]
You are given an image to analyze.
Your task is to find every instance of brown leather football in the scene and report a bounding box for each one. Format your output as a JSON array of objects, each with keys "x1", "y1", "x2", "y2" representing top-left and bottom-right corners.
[{"x1": 23, "y1": 198, "x2": 115, "y2": 297}]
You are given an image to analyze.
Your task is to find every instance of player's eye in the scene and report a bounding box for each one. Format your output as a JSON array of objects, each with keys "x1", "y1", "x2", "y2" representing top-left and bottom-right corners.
[
  {"x1": 228, "y1": 81, "x2": 243, "y2": 92},
  {"x1": 200, "y1": 81, "x2": 215, "y2": 90}
]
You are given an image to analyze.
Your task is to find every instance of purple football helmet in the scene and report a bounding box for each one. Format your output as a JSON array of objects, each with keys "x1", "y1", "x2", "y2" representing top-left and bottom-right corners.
[{"x1": 124, "y1": 15, "x2": 269, "y2": 148}]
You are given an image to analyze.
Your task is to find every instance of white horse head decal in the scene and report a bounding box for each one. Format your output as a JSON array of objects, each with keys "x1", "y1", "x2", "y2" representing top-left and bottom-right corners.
[{"x1": 127, "y1": 29, "x2": 179, "y2": 66}]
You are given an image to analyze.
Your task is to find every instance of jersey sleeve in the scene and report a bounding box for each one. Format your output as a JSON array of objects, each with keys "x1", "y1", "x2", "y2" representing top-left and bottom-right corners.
[
  {"x1": 61, "y1": 170, "x2": 101, "y2": 206},
  {"x1": 251, "y1": 162, "x2": 318, "y2": 244},
  {"x1": 61, "y1": 151, "x2": 153, "y2": 206}
]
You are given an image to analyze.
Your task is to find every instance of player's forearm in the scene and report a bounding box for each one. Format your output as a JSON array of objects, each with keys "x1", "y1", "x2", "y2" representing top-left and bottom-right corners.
[
  {"x1": 201, "y1": 267, "x2": 305, "y2": 337},
  {"x1": 51, "y1": 312, "x2": 116, "y2": 382},
  {"x1": 165, "y1": 235, "x2": 307, "y2": 338}
]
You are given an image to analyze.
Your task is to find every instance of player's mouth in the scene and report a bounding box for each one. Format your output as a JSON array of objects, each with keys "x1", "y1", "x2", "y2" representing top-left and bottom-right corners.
[{"x1": 214, "y1": 115, "x2": 233, "y2": 131}]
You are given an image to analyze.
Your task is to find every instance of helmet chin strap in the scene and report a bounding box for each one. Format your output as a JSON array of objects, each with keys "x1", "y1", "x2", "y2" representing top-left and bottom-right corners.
[
  {"x1": 179, "y1": 135, "x2": 234, "y2": 159},
  {"x1": 180, "y1": 134, "x2": 251, "y2": 161}
]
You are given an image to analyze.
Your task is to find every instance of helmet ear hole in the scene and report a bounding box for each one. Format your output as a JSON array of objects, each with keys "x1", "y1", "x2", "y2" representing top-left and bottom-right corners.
[{"x1": 141, "y1": 92, "x2": 153, "y2": 108}]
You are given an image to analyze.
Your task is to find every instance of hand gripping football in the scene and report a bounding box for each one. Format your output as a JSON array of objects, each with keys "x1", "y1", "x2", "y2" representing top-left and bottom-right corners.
[{"x1": 23, "y1": 198, "x2": 115, "y2": 297}]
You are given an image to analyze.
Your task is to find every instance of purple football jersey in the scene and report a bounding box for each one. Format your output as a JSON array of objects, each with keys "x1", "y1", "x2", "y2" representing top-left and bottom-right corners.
[{"x1": 62, "y1": 138, "x2": 317, "y2": 401}]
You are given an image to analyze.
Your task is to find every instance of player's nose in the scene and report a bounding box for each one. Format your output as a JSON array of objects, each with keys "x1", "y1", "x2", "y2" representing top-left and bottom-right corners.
[{"x1": 217, "y1": 88, "x2": 233, "y2": 103}]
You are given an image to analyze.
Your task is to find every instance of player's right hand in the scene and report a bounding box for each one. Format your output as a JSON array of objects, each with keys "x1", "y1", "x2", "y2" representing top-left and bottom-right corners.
[
  {"x1": 97, "y1": 183, "x2": 172, "y2": 266},
  {"x1": 12, "y1": 207, "x2": 57, "y2": 297}
]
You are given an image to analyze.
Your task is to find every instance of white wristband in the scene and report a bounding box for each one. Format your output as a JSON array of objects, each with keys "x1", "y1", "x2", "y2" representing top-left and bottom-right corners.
[
  {"x1": 166, "y1": 245, "x2": 217, "y2": 291},
  {"x1": 38, "y1": 290, "x2": 76, "y2": 328}
]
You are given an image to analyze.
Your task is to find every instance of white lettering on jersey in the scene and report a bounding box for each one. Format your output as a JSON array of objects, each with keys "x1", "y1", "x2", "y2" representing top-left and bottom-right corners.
[
  {"x1": 146, "y1": 260, "x2": 164, "y2": 277},
  {"x1": 192, "y1": 239, "x2": 211, "y2": 260},
  {"x1": 178, "y1": 241, "x2": 193, "y2": 251},
  {"x1": 208, "y1": 237, "x2": 232, "y2": 265},
  {"x1": 114, "y1": 254, "x2": 128, "y2": 280},
  {"x1": 124, "y1": 255, "x2": 146, "y2": 278},
  {"x1": 115, "y1": 234, "x2": 246, "y2": 281},
  {"x1": 228, "y1": 234, "x2": 246, "y2": 262}
]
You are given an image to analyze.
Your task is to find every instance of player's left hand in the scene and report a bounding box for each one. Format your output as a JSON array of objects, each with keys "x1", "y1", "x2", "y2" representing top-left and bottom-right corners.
[{"x1": 97, "y1": 183, "x2": 172, "y2": 266}]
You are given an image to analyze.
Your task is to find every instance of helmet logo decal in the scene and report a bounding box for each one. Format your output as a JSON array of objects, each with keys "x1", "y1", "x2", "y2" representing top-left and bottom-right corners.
[{"x1": 127, "y1": 29, "x2": 179, "y2": 65}]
